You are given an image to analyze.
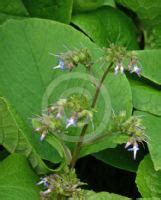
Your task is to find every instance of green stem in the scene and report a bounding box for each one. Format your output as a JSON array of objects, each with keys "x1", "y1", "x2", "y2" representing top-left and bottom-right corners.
[{"x1": 70, "y1": 62, "x2": 113, "y2": 168}]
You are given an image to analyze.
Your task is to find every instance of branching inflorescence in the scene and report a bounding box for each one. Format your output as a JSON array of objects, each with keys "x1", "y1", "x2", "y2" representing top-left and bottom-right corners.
[{"x1": 32, "y1": 45, "x2": 147, "y2": 199}]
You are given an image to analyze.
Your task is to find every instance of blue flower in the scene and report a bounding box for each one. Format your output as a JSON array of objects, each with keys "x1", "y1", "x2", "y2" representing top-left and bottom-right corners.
[
  {"x1": 37, "y1": 177, "x2": 49, "y2": 187},
  {"x1": 53, "y1": 59, "x2": 65, "y2": 70},
  {"x1": 66, "y1": 117, "x2": 77, "y2": 129},
  {"x1": 131, "y1": 65, "x2": 141, "y2": 76}
]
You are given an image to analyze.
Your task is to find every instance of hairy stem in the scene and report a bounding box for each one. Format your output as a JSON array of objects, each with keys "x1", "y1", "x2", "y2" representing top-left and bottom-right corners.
[{"x1": 70, "y1": 62, "x2": 113, "y2": 168}]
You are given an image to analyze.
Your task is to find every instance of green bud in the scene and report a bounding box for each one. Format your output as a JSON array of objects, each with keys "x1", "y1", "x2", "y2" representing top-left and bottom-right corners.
[{"x1": 72, "y1": 55, "x2": 80, "y2": 64}]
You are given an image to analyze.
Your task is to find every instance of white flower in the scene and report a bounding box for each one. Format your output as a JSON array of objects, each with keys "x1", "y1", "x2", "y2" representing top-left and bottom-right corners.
[
  {"x1": 56, "y1": 112, "x2": 62, "y2": 119},
  {"x1": 127, "y1": 143, "x2": 139, "y2": 160},
  {"x1": 120, "y1": 65, "x2": 124, "y2": 74},
  {"x1": 114, "y1": 65, "x2": 119, "y2": 75},
  {"x1": 42, "y1": 188, "x2": 52, "y2": 195},
  {"x1": 40, "y1": 132, "x2": 46, "y2": 141},
  {"x1": 35, "y1": 127, "x2": 41, "y2": 132},
  {"x1": 114, "y1": 63, "x2": 124, "y2": 75}
]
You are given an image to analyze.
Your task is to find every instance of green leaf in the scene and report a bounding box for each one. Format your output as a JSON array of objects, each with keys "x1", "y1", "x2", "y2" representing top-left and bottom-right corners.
[
  {"x1": 105, "y1": 72, "x2": 132, "y2": 117},
  {"x1": 0, "y1": 18, "x2": 132, "y2": 161},
  {"x1": 116, "y1": 0, "x2": 161, "y2": 29},
  {"x1": 72, "y1": 7, "x2": 139, "y2": 49},
  {"x1": 129, "y1": 77, "x2": 161, "y2": 116},
  {"x1": 0, "y1": 154, "x2": 39, "y2": 200},
  {"x1": 0, "y1": 0, "x2": 28, "y2": 16},
  {"x1": 0, "y1": 0, "x2": 29, "y2": 24},
  {"x1": 0, "y1": 18, "x2": 108, "y2": 162},
  {"x1": 116, "y1": 0, "x2": 161, "y2": 49},
  {"x1": 134, "y1": 50, "x2": 161, "y2": 85},
  {"x1": 87, "y1": 191, "x2": 130, "y2": 199},
  {"x1": 94, "y1": 144, "x2": 143, "y2": 173},
  {"x1": 134, "y1": 111, "x2": 161, "y2": 171},
  {"x1": 136, "y1": 155, "x2": 161, "y2": 198},
  {"x1": 73, "y1": 0, "x2": 115, "y2": 13},
  {"x1": 22, "y1": 0, "x2": 73, "y2": 24},
  {"x1": 144, "y1": 26, "x2": 161, "y2": 49},
  {"x1": 0, "y1": 97, "x2": 50, "y2": 174}
]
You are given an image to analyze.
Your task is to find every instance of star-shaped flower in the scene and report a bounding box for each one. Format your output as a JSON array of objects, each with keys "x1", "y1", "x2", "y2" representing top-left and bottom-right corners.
[
  {"x1": 127, "y1": 143, "x2": 139, "y2": 160},
  {"x1": 53, "y1": 59, "x2": 65, "y2": 70}
]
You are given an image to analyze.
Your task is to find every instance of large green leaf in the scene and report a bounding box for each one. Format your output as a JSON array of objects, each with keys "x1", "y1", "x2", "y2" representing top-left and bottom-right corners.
[
  {"x1": 0, "y1": 18, "x2": 132, "y2": 161},
  {"x1": 116, "y1": 1, "x2": 161, "y2": 49},
  {"x1": 0, "y1": 18, "x2": 104, "y2": 162},
  {"x1": 136, "y1": 155, "x2": 161, "y2": 198},
  {"x1": 0, "y1": 0, "x2": 29, "y2": 24},
  {"x1": 73, "y1": 0, "x2": 115, "y2": 13},
  {"x1": 116, "y1": 0, "x2": 161, "y2": 29},
  {"x1": 134, "y1": 111, "x2": 161, "y2": 171},
  {"x1": 22, "y1": 0, "x2": 73, "y2": 24},
  {"x1": 72, "y1": 7, "x2": 139, "y2": 49},
  {"x1": 129, "y1": 77, "x2": 161, "y2": 116},
  {"x1": 0, "y1": 154, "x2": 39, "y2": 200},
  {"x1": 0, "y1": 97, "x2": 50, "y2": 174}
]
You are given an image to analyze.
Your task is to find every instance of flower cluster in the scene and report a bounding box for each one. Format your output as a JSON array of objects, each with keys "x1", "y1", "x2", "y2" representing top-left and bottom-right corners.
[
  {"x1": 122, "y1": 115, "x2": 147, "y2": 160},
  {"x1": 104, "y1": 44, "x2": 141, "y2": 76},
  {"x1": 127, "y1": 52, "x2": 141, "y2": 76},
  {"x1": 53, "y1": 48, "x2": 92, "y2": 71},
  {"x1": 32, "y1": 95, "x2": 93, "y2": 141},
  {"x1": 37, "y1": 167, "x2": 86, "y2": 199},
  {"x1": 110, "y1": 112, "x2": 147, "y2": 160}
]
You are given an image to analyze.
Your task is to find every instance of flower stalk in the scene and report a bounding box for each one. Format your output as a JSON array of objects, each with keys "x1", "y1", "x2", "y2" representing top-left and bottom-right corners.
[{"x1": 70, "y1": 62, "x2": 113, "y2": 168}]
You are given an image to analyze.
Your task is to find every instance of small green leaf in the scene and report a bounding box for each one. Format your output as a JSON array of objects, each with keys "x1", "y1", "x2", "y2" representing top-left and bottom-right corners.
[
  {"x1": 72, "y1": 7, "x2": 139, "y2": 49},
  {"x1": 22, "y1": 0, "x2": 73, "y2": 24},
  {"x1": 0, "y1": 154, "x2": 39, "y2": 200},
  {"x1": 136, "y1": 155, "x2": 161, "y2": 198},
  {"x1": 134, "y1": 111, "x2": 161, "y2": 171}
]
